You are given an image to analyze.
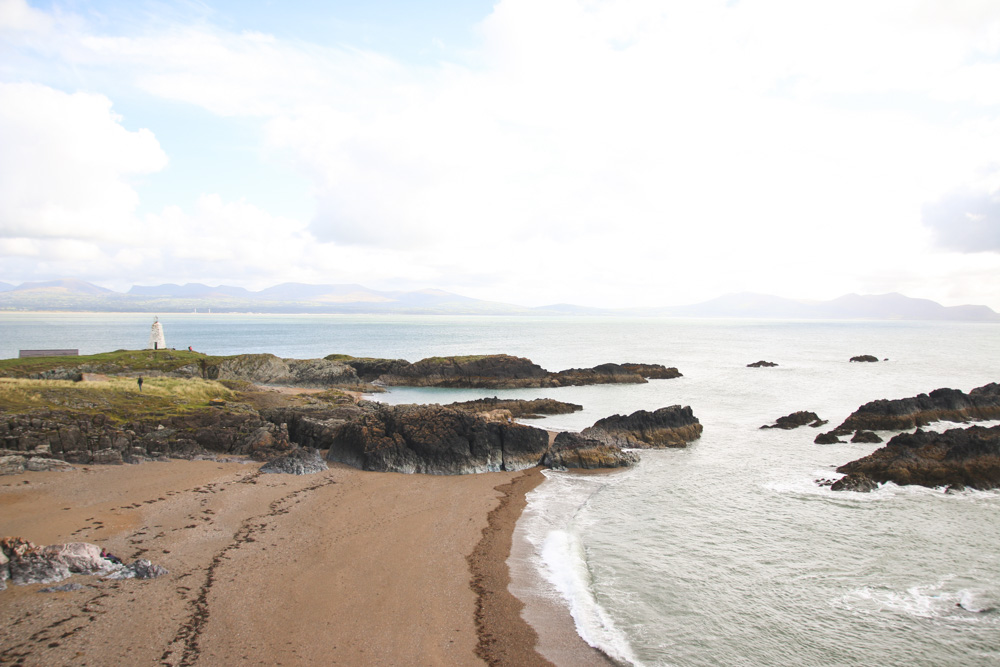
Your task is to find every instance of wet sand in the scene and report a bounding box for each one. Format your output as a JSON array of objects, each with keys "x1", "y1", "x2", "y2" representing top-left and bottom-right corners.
[{"x1": 0, "y1": 459, "x2": 597, "y2": 665}]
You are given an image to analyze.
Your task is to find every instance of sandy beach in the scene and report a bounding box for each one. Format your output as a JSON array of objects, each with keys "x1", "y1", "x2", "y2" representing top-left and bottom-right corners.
[{"x1": 0, "y1": 458, "x2": 604, "y2": 666}]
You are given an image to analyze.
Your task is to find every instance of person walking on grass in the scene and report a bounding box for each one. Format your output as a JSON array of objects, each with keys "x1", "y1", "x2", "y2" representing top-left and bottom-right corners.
[{"x1": 137, "y1": 376, "x2": 143, "y2": 392}]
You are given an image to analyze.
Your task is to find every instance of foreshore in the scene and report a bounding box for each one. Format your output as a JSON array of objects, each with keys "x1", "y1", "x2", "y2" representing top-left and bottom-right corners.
[{"x1": 0, "y1": 458, "x2": 601, "y2": 665}]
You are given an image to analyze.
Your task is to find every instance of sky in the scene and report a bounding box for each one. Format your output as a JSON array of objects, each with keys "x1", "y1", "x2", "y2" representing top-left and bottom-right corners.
[{"x1": 1, "y1": 0, "x2": 1000, "y2": 309}]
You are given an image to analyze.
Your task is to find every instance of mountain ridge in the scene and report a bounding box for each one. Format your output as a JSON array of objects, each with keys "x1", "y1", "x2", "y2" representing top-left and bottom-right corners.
[{"x1": 0, "y1": 279, "x2": 997, "y2": 321}]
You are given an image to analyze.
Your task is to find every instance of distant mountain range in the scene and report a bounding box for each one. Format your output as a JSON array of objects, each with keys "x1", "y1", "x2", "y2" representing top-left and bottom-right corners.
[{"x1": 0, "y1": 279, "x2": 997, "y2": 321}]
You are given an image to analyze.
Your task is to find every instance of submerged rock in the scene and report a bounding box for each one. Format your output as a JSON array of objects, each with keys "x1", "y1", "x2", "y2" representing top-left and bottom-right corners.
[
  {"x1": 834, "y1": 424, "x2": 1000, "y2": 491},
  {"x1": 850, "y1": 355, "x2": 879, "y2": 363},
  {"x1": 260, "y1": 447, "x2": 328, "y2": 475},
  {"x1": 542, "y1": 432, "x2": 639, "y2": 469},
  {"x1": 581, "y1": 405, "x2": 703, "y2": 448},
  {"x1": 747, "y1": 360, "x2": 778, "y2": 368}
]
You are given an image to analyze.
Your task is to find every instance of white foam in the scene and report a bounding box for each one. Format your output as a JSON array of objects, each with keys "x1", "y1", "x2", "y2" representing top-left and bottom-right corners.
[
  {"x1": 512, "y1": 470, "x2": 646, "y2": 666},
  {"x1": 837, "y1": 579, "x2": 1000, "y2": 623}
]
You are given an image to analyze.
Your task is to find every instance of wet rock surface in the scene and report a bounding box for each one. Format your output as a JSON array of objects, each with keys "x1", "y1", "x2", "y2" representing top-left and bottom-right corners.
[
  {"x1": 833, "y1": 424, "x2": 1000, "y2": 491},
  {"x1": 747, "y1": 360, "x2": 778, "y2": 367}
]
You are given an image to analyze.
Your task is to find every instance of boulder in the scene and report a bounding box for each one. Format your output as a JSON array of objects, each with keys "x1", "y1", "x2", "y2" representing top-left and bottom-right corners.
[
  {"x1": 581, "y1": 406, "x2": 703, "y2": 448},
  {"x1": 834, "y1": 424, "x2": 1000, "y2": 490},
  {"x1": 0, "y1": 455, "x2": 25, "y2": 476},
  {"x1": 814, "y1": 432, "x2": 843, "y2": 444},
  {"x1": 326, "y1": 403, "x2": 549, "y2": 474},
  {"x1": 260, "y1": 447, "x2": 328, "y2": 475},
  {"x1": 747, "y1": 360, "x2": 778, "y2": 368},
  {"x1": 542, "y1": 432, "x2": 639, "y2": 469},
  {"x1": 761, "y1": 411, "x2": 826, "y2": 430},
  {"x1": 850, "y1": 430, "x2": 883, "y2": 444},
  {"x1": 850, "y1": 355, "x2": 879, "y2": 363}
]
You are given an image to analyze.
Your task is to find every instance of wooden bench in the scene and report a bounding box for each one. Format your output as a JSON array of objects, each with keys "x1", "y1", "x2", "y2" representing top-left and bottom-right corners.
[{"x1": 18, "y1": 349, "x2": 80, "y2": 358}]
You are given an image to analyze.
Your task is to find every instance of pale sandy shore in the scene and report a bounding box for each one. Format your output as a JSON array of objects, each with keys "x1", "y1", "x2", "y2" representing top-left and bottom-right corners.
[{"x1": 0, "y1": 459, "x2": 604, "y2": 666}]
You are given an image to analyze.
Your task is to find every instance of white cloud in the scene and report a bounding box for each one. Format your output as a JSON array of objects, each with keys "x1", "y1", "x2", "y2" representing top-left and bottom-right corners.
[
  {"x1": 0, "y1": 82, "x2": 167, "y2": 242},
  {"x1": 4, "y1": 0, "x2": 1000, "y2": 308}
]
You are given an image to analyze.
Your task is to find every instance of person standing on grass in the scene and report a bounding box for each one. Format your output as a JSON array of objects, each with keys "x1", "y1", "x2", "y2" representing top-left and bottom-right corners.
[{"x1": 137, "y1": 376, "x2": 143, "y2": 392}]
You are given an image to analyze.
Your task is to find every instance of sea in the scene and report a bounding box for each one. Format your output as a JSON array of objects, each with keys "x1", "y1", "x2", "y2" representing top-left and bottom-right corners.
[{"x1": 2, "y1": 312, "x2": 999, "y2": 666}]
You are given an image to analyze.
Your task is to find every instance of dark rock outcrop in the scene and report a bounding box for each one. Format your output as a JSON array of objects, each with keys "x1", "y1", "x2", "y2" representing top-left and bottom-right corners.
[
  {"x1": 376, "y1": 355, "x2": 550, "y2": 389},
  {"x1": 447, "y1": 397, "x2": 583, "y2": 419},
  {"x1": 850, "y1": 355, "x2": 879, "y2": 363},
  {"x1": 581, "y1": 406, "x2": 703, "y2": 448},
  {"x1": 814, "y1": 432, "x2": 843, "y2": 444},
  {"x1": 330, "y1": 354, "x2": 680, "y2": 389},
  {"x1": 0, "y1": 407, "x2": 294, "y2": 471},
  {"x1": 541, "y1": 432, "x2": 639, "y2": 469},
  {"x1": 260, "y1": 447, "x2": 328, "y2": 475},
  {"x1": 850, "y1": 430, "x2": 883, "y2": 444},
  {"x1": 822, "y1": 383, "x2": 1000, "y2": 435},
  {"x1": 325, "y1": 403, "x2": 550, "y2": 474},
  {"x1": 833, "y1": 425, "x2": 1000, "y2": 491},
  {"x1": 747, "y1": 360, "x2": 778, "y2": 368},
  {"x1": 761, "y1": 411, "x2": 826, "y2": 430}
]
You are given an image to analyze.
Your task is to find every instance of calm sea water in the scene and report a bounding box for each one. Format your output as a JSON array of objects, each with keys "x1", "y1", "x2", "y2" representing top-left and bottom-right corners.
[{"x1": 2, "y1": 313, "x2": 999, "y2": 665}]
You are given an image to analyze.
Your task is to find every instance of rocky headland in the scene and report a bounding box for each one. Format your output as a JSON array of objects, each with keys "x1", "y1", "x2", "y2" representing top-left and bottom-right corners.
[{"x1": 832, "y1": 424, "x2": 1000, "y2": 491}]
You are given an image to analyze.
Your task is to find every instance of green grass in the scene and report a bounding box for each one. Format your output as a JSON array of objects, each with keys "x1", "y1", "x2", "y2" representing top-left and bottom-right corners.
[
  {"x1": 0, "y1": 376, "x2": 233, "y2": 418},
  {"x1": 0, "y1": 349, "x2": 226, "y2": 378}
]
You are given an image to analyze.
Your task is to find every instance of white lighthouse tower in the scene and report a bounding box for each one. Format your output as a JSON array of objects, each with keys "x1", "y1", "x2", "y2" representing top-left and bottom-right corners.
[{"x1": 148, "y1": 317, "x2": 166, "y2": 350}]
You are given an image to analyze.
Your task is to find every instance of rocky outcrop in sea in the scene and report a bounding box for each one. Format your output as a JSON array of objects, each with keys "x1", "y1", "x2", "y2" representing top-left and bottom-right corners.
[
  {"x1": 747, "y1": 360, "x2": 778, "y2": 368},
  {"x1": 761, "y1": 411, "x2": 827, "y2": 430},
  {"x1": 815, "y1": 383, "x2": 1000, "y2": 440},
  {"x1": 334, "y1": 354, "x2": 681, "y2": 389},
  {"x1": 832, "y1": 424, "x2": 1000, "y2": 491},
  {"x1": 581, "y1": 406, "x2": 703, "y2": 448},
  {"x1": 850, "y1": 355, "x2": 879, "y2": 363},
  {"x1": 447, "y1": 397, "x2": 583, "y2": 419},
  {"x1": 541, "y1": 431, "x2": 639, "y2": 469}
]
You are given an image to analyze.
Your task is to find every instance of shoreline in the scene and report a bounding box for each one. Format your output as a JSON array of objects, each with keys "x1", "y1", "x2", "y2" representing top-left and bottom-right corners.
[{"x1": 0, "y1": 459, "x2": 603, "y2": 666}]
